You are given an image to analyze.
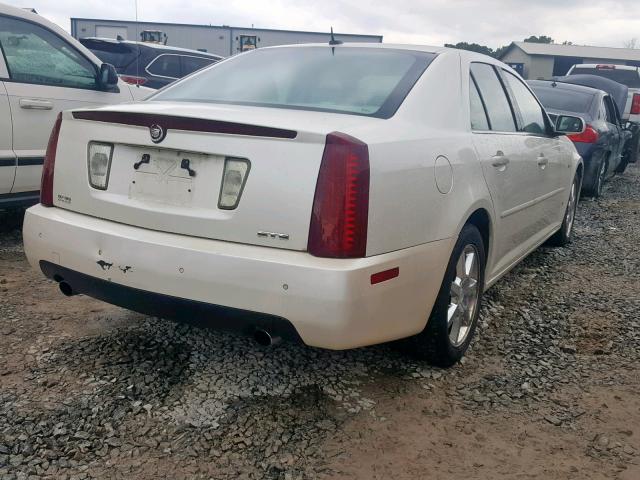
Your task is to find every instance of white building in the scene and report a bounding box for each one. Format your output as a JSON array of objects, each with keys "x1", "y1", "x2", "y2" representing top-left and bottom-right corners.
[
  {"x1": 500, "y1": 41, "x2": 640, "y2": 80},
  {"x1": 70, "y1": 18, "x2": 382, "y2": 57}
]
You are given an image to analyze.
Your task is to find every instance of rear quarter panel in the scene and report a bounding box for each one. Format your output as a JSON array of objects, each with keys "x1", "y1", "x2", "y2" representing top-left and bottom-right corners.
[{"x1": 360, "y1": 52, "x2": 494, "y2": 256}]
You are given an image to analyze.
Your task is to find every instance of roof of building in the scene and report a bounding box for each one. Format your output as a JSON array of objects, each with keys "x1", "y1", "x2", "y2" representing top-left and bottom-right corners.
[
  {"x1": 70, "y1": 18, "x2": 383, "y2": 41},
  {"x1": 501, "y1": 41, "x2": 640, "y2": 62}
]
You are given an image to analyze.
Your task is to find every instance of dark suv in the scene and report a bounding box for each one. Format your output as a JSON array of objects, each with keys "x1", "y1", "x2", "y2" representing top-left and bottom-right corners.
[{"x1": 79, "y1": 37, "x2": 223, "y2": 89}]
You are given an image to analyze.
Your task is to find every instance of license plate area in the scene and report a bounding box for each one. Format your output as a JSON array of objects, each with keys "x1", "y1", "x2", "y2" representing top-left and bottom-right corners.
[{"x1": 126, "y1": 147, "x2": 217, "y2": 207}]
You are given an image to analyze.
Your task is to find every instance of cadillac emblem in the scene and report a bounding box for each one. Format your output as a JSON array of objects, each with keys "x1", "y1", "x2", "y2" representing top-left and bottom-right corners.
[{"x1": 149, "y1": 124, "x2": 166, "y2": 143}]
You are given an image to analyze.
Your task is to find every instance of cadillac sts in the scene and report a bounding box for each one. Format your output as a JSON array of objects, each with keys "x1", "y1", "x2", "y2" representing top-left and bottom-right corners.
[{"x1": 23, "y1": 44, "x2": 585, "y2": 366}]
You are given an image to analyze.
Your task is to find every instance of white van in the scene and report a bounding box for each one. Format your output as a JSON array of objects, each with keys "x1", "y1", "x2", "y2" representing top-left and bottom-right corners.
[{"x1": 0, "y1": 3, "x2": 149, "y2": 207}]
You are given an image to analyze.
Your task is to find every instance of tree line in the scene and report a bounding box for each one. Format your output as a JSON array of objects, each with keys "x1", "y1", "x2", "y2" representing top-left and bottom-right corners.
[
  {"x1": 446, "y1": 35, "x2": 639, "y2": 58},
  {"x1": 444, "y1": 35, "x2": 555, "y2": 58}
]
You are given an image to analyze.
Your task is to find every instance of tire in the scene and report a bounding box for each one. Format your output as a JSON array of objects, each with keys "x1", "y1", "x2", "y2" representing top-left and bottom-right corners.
[
  {"x1": 398, "y1": 224, "x2": 486, "y2": 367},
  {"x1": 585, "y1": 155, "x2": 607, "y2": 198},
  {"x1": 547, "y1": 173, "x2": 580, "y2": 247},
  {"x1": 629, "y1": 134, "x2": 640, "y2": 164},
  {"x1": 615, "y1": 152, "x2": 630, "y2": 174}
]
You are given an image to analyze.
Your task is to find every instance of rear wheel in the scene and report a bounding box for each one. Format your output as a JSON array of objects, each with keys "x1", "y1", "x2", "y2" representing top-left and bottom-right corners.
[
  {"x1": 547, "y1": 173, "x2": 580, "y2": 247},
  {"x1": 399, "y1": 224, "x2": 485, "y2": 367},
  {"x1": 586, "y1": 156, "x2": 607, "y2": 198},
  {"x1": 617, "y1": 135, "x2": 639, "y2": 172},
  {"x1": 615, "y1": 152, "x2": 630, "y2": 174},
  {"x1": 629, "y1": 134, "x2": 640, "y2": 164}
]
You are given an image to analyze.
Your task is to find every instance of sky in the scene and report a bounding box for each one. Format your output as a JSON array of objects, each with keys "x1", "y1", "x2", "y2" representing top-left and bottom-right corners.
[{"x1": 7, "y1": 0, "x2": 640, "y2": 50}]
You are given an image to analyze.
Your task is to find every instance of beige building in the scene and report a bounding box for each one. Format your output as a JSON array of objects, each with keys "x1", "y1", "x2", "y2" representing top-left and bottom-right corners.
[
  {"x1": 500, "y1": 41, "x2": 640, "y2": 79},
  {"x1": 70, "y1": 18, "x2": 382, "y2": 58}
]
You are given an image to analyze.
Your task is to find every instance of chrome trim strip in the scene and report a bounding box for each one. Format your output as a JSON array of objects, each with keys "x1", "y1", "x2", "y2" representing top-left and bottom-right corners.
[{"x1": 501, "y1": 187, "x2": 565, "y2": 219}]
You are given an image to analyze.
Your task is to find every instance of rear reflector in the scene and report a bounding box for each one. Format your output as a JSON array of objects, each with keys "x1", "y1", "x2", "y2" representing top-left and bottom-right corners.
[
  {"x1": 87, "y1": 142, "x2": 114, "y2": 190},
  {"x1": 631, "y1": 93, "x2": 640, "y2": 115},
  {"x1": 371, "y1": 267, "x2": 400, "y2": 285},
  {"x1": 218, "y1": 157, "x2": 250, "y2": 210},
  {"x1": 40, "y1": 113, "x2": 62, "y2": 207},
  {"x1": 568, "y1": 125, "x2": 599, "y2": 144},
  {"x1": 308, "y1": 132, "x2": 370, "y2": 258}
]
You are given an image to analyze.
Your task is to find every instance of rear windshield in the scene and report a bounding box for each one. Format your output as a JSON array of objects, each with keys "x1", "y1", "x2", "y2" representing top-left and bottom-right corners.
[
  {"x1": 570, "y1": 67, "x2": 640, "y2": 88},
  {"x1": 80, "y1": 40, "x2": 138, "y2": 69},
  {"x1": 531, "y1": 86, "x2": 595, "y2": 115},
  {"x1": 151, "y1": 47, "x2": 436, "y2": 118}
]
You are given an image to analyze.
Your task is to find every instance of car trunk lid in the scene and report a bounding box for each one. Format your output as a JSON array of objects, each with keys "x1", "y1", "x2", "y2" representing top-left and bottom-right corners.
[{"x1": 52, "y1": 102, "x2": 374, "y2": 251}]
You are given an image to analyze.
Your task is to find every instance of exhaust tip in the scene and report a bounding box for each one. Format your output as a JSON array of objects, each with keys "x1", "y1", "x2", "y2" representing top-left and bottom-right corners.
[
  {"x1": 59, "y1": 281, "x2": 75, "y2": 297},
  {"x1": 253, "y1": 328, "x2": 281, "y2": 347}
]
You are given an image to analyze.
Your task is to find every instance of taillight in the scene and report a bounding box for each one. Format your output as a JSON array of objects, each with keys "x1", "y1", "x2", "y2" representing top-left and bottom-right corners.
[
  {"x1": 40, "y1": 113, "x2": 62, "y2": 207},
  {"x1": 119, "y1": 74, "x2": 147, "y2": 86},
  {"x1": 568, "y1": 125, "x2": 599, "y2": 144},
  {"x1": 308, "y1": 132, "x2": 370, "y2": 258},
  {"x1": 631, "y1": 93, "x2": 640, "y2": 115}
]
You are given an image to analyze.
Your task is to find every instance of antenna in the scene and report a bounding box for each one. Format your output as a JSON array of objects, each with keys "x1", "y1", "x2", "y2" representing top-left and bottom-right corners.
[
  {"x1": 134, "y1": 0, "x2": 140, "y2": 88},
  {"x1": 329, "y1": 27, "x2": 342, "y2": 46}
]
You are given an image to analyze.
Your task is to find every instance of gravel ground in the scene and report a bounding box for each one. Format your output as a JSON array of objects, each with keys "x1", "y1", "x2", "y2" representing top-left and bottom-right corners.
[{"x1": 1, "y1": 164, "x2": 639, "y2": 479}]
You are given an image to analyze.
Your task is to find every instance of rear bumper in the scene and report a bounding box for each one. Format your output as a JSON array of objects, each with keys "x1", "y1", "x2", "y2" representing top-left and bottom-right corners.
[
  {"x1": 39, "y1": 261, "x2": 303, "y2": 343},
  {"x1": 23, "y1": 205, "x2": 452, "y2": 349}
]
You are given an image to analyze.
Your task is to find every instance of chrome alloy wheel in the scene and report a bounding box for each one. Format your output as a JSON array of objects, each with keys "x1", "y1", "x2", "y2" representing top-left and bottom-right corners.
[
  {"x1": 447, "y1": 244, "x2": 480, "y2": 347},
  {"x1": 565, "y1": 180, "x2": 577, "y2": 237}
]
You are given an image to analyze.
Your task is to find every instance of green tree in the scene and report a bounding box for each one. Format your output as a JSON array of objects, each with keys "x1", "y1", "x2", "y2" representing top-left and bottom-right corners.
[
  {"x1": 444, "y1": 42, "x2": 494, "y2": 57},
  {"x1": 494, "y1": 45, "x2": 509, "y2": 58},
  {"x1": 523, "y1": 35, "x2": 554, "y2": 44}
]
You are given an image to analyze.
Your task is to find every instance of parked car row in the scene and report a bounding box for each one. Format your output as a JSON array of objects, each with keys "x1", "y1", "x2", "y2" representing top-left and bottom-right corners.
[
  {"x1": 0, "y1": 4, "x2": 151, "y2": 208},
  {"x1": 528, "y1": 75, "x2": 631, "y2": 197},
  {"x1": 0, "y1": 4, "x2": 223, "y2": 209},
  {"x1": 526, "y1": 65, "x2": 640, "y2": 198},
  {"x1": 79, "y1": 37, "x2": 223, "y2": 89},
  {"x1": 567, "y1": 64, "x2": 640, "y2": 173}
]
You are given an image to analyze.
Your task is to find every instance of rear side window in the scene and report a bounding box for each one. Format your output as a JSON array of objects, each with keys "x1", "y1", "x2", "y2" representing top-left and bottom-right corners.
[
  {"x1": 147, "y1": 54, "x2": 181, "y2": 78},
  {"x1": 470, "y1": 63, "x2": 516, "y2": 132},
  {"x1": 151, "y1": 47, "x2": 437, "y2": 119},
  {"x1": 80, "y1": 39, "x2": 137, "y2": 69},
  {"x1": 531, "y1": 86, "x2": 594, "y2": 115},
  {"x1": 570, "y1": 67, "x2": 640, "y2": 88},
  {"x1": 603, "y1": 96, "x2": 618, "y2": 124},
  {"x1": 469, "y1": 76, "x2": 490, "y2": 130},
  {"x1": 0, "y1": 16, "x2": 97, "y2": 89},
  {"x1": 502, "y1": 71, "x2": 547, "y2": 135},
  {"x1": 181, "y1": 56, "x2": 216, "y2": 76}
]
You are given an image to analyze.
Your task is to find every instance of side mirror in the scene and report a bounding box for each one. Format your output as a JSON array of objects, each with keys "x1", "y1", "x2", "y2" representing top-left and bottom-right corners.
[
  {"x1": 98, "y1": 63, "x2": 119, "y2": 91},
  {"x1": 555, "y1": 115, "x2": 585, "y2": 135}
]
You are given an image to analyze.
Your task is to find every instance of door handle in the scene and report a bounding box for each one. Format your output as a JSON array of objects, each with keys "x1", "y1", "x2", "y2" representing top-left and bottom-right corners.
[
  {"x1": 19, "y1": 98, "x2": 54, "y2": 110},
  {"x1": 537, "y1": 155, "x2": 549, "y2": 168},
  {"x1": 491, "y1": 151, "x2": 510, "y2": 169}
]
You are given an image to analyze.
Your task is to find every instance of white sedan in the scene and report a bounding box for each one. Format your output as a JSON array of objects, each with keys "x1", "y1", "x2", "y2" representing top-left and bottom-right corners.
[{"x1": 23, "y1": 43, "x2": 584, "y2": 366}]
